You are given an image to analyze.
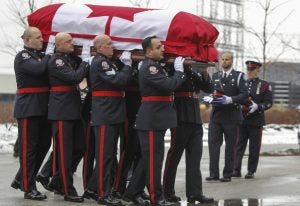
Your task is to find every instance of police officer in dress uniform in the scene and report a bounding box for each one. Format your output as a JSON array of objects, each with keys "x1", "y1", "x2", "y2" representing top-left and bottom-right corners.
[
  {"x1": 36, "y1": 53, "x2": 89, "y2": 193},
  {"x1": 84, "y1": 34, "x2": 133, "y2": 205},
  {"x1": 204, "y1": 51, "x2": 248, "y2": 182},
  {"x1": 163, "y1": 67, "x2": 214, "y2": 204},
  {"x1": 112, "y1": 62, "x2": 144, "y2": 197},
  {"x1": 132, "y1": 36, "x2": 186, "y2": 206},
  {"x1": 47, "y1": 32, "x2": 89, "y2": 202},
  {"x1": 10, "y1": 26, "x2": 52, "y2": 200},
  {"x1": 232, "y1": 60, "x2": 272, "y2": 179}
]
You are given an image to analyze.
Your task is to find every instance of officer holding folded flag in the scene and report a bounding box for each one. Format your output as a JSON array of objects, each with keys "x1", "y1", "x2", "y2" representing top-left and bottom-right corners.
[
  {"x1": 232, "y1": 60, "x2": 273, "y2": 179},
  {"x1": 203, "y1": 51, "x2": 248, "y2": 182}
]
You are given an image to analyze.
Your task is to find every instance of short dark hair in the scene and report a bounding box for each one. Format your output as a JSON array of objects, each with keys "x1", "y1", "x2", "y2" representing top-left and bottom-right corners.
[{"x1": 142, "y1": 36, "x2": 157, "y2": 52}]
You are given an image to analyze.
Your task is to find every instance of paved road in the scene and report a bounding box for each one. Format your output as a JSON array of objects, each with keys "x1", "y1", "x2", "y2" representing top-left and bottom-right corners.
[{"x1": 1, "y1": 144, "x2": 300, "y2": 206}]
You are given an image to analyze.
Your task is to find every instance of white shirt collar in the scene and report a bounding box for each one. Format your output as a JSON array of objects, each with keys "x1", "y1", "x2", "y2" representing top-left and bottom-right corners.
[{"x1": 222, "y1": 68, "x2": 233, "y2": 76}]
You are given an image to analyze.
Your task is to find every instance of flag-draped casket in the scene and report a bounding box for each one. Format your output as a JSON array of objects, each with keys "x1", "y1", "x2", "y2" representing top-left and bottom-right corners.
[{"x1": 27, "y1": 3, "x2": 219, "y2": 63}]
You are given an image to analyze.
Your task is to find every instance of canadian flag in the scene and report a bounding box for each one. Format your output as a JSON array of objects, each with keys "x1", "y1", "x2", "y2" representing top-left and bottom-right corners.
[{"x1": 28, "y1": 3, "x2": 219, "y2": 62}]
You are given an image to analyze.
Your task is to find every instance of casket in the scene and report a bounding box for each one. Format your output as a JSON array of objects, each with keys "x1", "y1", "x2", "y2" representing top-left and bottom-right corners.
[{"x1": 28, "y1": 3, "x2": 219, "y2": 67}]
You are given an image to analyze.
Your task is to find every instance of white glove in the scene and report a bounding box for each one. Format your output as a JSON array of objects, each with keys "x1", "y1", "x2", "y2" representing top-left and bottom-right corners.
[
  {"x1": 223, "y1": 95, "x2": 233, "y2": 104},
  {"x1": 137, "y1": 61, "x2": 143, "y2": 71},
  {"x1": 203, "y1": 96, "x2": 213, "y2": 103},
  {"x1": 82, "y1": 56, "x2": 94, "y2": 65},
  {"x1": 249, "y1": 100, "x2": 258, "y2": 113},
  {"x1": 174, "y1": 56, "x2": 185, "y2": 72},
  {"x1": 119, "y1": 51, "x2": 132, "y2": 66}
]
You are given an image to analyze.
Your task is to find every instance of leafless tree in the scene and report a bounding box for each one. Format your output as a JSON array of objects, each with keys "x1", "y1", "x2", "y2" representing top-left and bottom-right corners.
[
  {"x1": 127, "y1": 0, "x2": 172, "y2": 9},
  {"x1": 241, "y1": 0, "x2": 293, "y2": 78}
]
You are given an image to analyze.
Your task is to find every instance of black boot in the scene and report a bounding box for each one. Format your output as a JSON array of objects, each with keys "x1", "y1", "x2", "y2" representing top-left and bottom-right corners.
[
  {"x1": 187, "y1": 195, "x2": 214, "y2": 204},
  {"x1": 24, "y1": 190, "x2": 47, "y2": 200}
]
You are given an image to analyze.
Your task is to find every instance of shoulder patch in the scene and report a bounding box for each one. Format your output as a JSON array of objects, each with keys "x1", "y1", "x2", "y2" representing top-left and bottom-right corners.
[
  {"x1": 101, "y1": 61, "x2": 110, "y2": 70},
  {"x1": 56, "y1": 59, "x2": 64, "y2": 67},
  {"x1": 149, "y1": 66, "x2": 158, "y2": 74},
  {"x1": 22, "y1": 52, "x2": 31, "y2": 60}
]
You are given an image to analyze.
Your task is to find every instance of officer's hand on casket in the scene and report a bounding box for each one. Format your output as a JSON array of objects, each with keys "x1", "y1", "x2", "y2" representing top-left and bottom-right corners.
[
  {"x1": 137, "y1": 61, "x2": 143, "y2": 71},
  {"x1": 82, "y1": 56, "x2": 94, "y2": 65},
  {"x1": 249, "y1": 100, "x2": 258, "y2": 113},
  {"x1": 119, "y1": 51, "x2": 132, "y2": 66},
  {"x1": 174, "y1": 56, "x2": 185, "y2": 72}
]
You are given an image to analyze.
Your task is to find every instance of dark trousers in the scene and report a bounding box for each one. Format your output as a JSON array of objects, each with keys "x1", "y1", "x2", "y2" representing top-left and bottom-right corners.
[
  {"x1": 163, "y1": 123, "x2": 203, "y2": 197},
  {"x1": 234, "y1": 124, "x2": 263, "y2": 174},
  {"x1": 82, "y1": 122, "x2": 95, "y2": 190},
  {"x1": 92, "y1": 124, "x2": 122, "y2": 198},
  {"x1": 137, "y1": 129, "x2": 166, "y2": 204},
  {"x1": 16, "y1": 116, "x2": 52, "y2": 192},
  {"x1": 51, "y1": 119, "x2": 85, "y2": 196},
  {"x1": 208, "y1": 121, "x2": 239, "y2": 178},
  {"x1": 113, "y1": 118, "x2": 141, "y2": 194}
]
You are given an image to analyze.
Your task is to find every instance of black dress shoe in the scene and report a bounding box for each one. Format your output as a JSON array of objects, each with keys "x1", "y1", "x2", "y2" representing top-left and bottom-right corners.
[
  {"x1": 24, "y1": 190, "x2": 47, "y2": 200},
  {"x1": 141, "y1": 191, "x2": 150, "y2": 200},
  {"x1": 98, "y1": 195, "x2": 121, "y2": 205},
  {"x1": 112, "y1": 190, "x2": 123, "y2": 199},
  {"x1": 123, "y1": 195, "x2": 150, "y2": 206},
  {"x1": 47, "y1": 181, "x2": 64, "y2": 195},
  {"x1": 245, "y1": 172, "x2": 254, "y2": 179},
  {"x1": 152, "y1": 199, "x2": 177, "y2": 206},
  {"x1": 35, "y1": 173, "x2": 53, "y2": 191},
  {"x1": 205, "y1": 176, "x2": 219, "y2": 181},
  {"x1": 11, "y1": 179, "x2": 21, "y2": 190},
  {"x1": 64, "y1": 195, "x2": 84, "y2": 203},
  {"x1": 165, "y1": 194, "x2": 181, "y2": 202},
  {"x1": 232, "y1": 171, "x2": 242, "y2": 178},
  {"x1": 83, "y1": 189, "x2": 98, "y2": 201},
  {"x1": 220, "y1": 177, "x2": 231, "y2": 182},
  {"x1": 187, "y1": 195, "x2": 214, "y2": 204}
]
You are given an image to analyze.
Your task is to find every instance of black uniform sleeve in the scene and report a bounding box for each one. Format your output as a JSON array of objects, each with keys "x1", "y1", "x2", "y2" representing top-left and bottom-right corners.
[
  {"x1": 49, "y1": 57, "x2": 89, "y2": 84},
  {"x1": 190, "y1": 69, "x2": 212, "y2": 93},
  {"x1": 143, "y1": 65, "x2": 186, "y2": 93},
  {"x1": 231, "y1": 72, "x2": 249, "y2": 104},
  {"x1": 92, "y1": 58, "x2": 132, "y2": 86},
  {"x1": 15, "y1": 51, "x2": 49, "y2": 76},
  {"x1": 257, "y1": 82, "x2": 273, "y2": 112}
]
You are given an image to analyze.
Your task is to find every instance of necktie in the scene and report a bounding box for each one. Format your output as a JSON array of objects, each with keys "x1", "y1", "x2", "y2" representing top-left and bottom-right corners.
[{"x1": 223, "y1": 72, "x2": 227, "y2": 78}]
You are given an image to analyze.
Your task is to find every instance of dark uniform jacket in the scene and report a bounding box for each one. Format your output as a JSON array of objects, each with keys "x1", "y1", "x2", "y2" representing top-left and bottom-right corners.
[
  {"x1": 89, "y1": 53, "x2": 133, "y2": 126},
  {"x1": 14, "y1": 46, "x2": 49, "y2": 118},
  {"x1": 210, "y1": 69, "x2": 248, "y2": 124},
  {"x1": 135, "y1": 58, "x2": 186, "y2": 130},
  {"x1": 48, "y1": 52, "x2": 89, "y2": 120},
  {"x1": 175, "y1": 69, "x2": 211, "y2": 124},
  {"x1": 243, "y1": 78, "x2": 273, "y2": 126}
]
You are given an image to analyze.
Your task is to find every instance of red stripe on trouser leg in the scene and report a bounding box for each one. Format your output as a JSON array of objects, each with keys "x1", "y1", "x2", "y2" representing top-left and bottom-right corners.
[
  {"x1": 163, "y1": 128, "x2": 176, "y2": 192},
  {"x1": 83, "y1": 122, "x2": 91, "y2": 190},
  {"x1": 58, "y1": 121, "x2": 68, "y2": 196},
  {"x1": 22, "y1": 118, "x2": 28, "y2": 192},
  {"x1": 53, "y1": 137, "x2": 57, "y2": 176},
  {"x1": 149, "y1": 130, "x2": 155, "y2": 203},
  {"x1": 258, "y1": 127, "x2": 263, "y2": 155},
  {"x1": 98, "y1": 125, "x2": 106, "y2": 198},
  {"x1": 114, "y1": 151, "x2": 125, "y2": 190},
  {"x1": 113, "y1": 120, "x2": 128, "y2": 190}
]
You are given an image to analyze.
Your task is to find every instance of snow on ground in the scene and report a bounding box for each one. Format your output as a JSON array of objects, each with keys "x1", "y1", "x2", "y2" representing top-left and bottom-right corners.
[{"x1": 0, "y1": 123, "x2": 299, "y2": 153}]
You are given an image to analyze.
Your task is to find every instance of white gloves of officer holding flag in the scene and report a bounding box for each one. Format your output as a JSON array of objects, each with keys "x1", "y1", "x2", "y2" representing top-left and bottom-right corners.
[
  {"x1": 249, "y1": 100, "x2": 258, "y2": 113},
  {"x1": 119, "y1": 51, "x2": 132, "y2": 66},
  {"x1": 203, "y1": 95, "x2": 232, "y2": 105},
  {"x1": 174, "y1": 56, "x2": 185, "y2": 72}
]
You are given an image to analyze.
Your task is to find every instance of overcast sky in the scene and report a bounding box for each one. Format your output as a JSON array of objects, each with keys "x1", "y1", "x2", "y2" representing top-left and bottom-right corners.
[{"x1": 0, "y1": 0, "x2": 299, "y2": 72}]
